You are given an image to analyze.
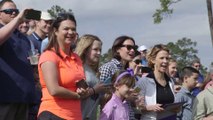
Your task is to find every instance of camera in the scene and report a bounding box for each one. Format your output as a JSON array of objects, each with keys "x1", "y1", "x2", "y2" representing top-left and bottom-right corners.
[{"x1": 25, "y1": 9, "x2": 41, "y2": 20}]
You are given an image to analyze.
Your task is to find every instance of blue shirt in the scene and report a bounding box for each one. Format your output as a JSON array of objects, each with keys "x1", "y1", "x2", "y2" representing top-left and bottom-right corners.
[
  {"x1": 192, "y1": 74, "x2": 204, "y2": 96},
  {"x1": 40, "y1": 37, "x2": 48, "y2": 53},
  {"x1": 141, "y1": 58, "x2": 148, "y2": 66},
  {"x1": 27, "y1": 32, "x2": 45, "y2": 53},
  {"x1": 175, "y1": 87, "x2": 194, "y2": 120},
  {"x1": 0, "y1": 24, "x2": 36, "y2": 103}
]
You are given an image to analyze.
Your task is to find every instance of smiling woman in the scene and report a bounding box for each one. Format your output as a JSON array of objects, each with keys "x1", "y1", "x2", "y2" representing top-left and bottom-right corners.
[{"x1": 37, "y1": 13, "x2": 87, "y2": 120}]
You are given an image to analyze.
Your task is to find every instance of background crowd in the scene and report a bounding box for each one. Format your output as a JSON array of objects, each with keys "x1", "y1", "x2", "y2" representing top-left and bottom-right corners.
[{"x1": 0, "y1": 0, "x2": 213, "y2": 120}]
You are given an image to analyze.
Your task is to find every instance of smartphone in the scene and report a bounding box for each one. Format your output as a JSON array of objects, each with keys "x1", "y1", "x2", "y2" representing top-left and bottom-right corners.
[
  {"x1": 141, "y1": 67, "x2": 152, "y2": 73},
  {"x1": 103, "y1": 77, "x2": 112, "y2": 85},
  {"x1": 76, "y1": 79, "x2": 88, "y2": 89},
  {"x1": 25, "y1": 9, "x2": 41, "y2": 20}
]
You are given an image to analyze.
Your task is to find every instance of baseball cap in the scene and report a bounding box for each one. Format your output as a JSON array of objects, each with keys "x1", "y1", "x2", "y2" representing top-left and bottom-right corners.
[
  {"x1": 40, "y1": 12, "x2": 53, "y2": 20},
  {"x1": 138, "y1": 45, "x2": 147, "y2": 52}
]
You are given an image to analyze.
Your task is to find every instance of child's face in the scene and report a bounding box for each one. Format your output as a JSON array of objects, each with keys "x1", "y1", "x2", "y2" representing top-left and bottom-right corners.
[
  {"x1": 116, "y1": 84, "x2": 132, "y2": 99},
  {"x1": 185, "y1": 73, "x2": 199, "y2": 89}
]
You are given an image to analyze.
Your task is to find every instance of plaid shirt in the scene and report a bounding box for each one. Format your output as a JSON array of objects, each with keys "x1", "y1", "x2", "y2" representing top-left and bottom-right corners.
[
  {"x1": 99, "y1": 58, "x2": 123, "y2": 82},
  {"x1": 99, "y1": 58, "x2": 137, "y2": 120}
]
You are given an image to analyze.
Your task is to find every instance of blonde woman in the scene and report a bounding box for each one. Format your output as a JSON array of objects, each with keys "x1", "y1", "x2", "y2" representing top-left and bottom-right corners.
[
  {"x1": 136, "y1": 44, "x2": 176, "y2": 120},
  {"x1": 75, "y1": 34, "x2": 107, "y2": 120}
]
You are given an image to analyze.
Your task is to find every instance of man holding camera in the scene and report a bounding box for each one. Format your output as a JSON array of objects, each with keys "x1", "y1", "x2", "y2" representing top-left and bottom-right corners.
[{"x1": 0, "y1": 0, "x2": 36, "y2": 120}]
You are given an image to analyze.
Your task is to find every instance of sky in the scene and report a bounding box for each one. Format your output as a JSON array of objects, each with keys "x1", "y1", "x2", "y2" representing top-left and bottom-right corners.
[{"x1": 14, "y1": 0, "x2": 213, "y2": 69}]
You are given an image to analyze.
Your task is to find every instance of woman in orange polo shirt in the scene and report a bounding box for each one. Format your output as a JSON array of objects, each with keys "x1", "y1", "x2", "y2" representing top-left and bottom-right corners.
[{"x1": 37, "y1": 13, "x2": 87, "y2": 120}]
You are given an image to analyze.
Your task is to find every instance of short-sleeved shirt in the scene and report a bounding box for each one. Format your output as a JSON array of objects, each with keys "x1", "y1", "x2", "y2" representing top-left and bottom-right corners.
[
  {"x1": 38, "y1": 49, "x2": 85, "y2": 120},
  {"x1": 100, "y1": 94, "x2": 129, "y2": 120},
  {"x1": 0, "y1": 24, "x2": 36, "y2": 103}
]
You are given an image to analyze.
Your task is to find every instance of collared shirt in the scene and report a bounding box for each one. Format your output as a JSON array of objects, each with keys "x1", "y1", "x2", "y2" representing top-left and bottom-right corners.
[
  {"x1": 40, "y1": 38, "x2": 48, "y2": 53},
  {"x1": 0, "y1": 24, "x2": 36, "y2": 103},
  {"x1": 175, "y1": 87, "x2": 195, "y2": 120},
  {"x1": 99, "y1": 58, "x2": 136, "y2": 120},
  {"x1": 192, "y1": 87, "x2": 213, "y2": 120},
  {"x1": 27, "y1": 32, "x2": 45, "y2": 53},
  {"x1": 99, "y1": 58, "x2": 123, "y2": 82},
  {"x1": 38, "y1": 49, "x2": 85, "y2": 120},
  {"x1": 100, "y1": 94, "x2": 129, "y2": 120}
]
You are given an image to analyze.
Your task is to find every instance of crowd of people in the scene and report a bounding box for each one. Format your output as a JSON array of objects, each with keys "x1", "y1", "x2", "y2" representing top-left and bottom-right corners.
[{"x1": 0, "y1": 0, "x2": 213, "y2": 120}]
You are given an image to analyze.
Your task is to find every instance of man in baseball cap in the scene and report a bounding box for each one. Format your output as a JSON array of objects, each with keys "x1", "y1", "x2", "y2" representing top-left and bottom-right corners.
[
  {"x1": 138, "y1": 45, "x2": 148, "y2": 66},
  {"x1": 27, "y1": 11, "x2": 54, "y2": 53}
]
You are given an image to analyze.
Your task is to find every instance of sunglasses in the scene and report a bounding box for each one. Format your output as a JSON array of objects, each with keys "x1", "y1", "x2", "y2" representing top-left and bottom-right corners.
[
  {"x1": 121, "y1": 45, "x2": 138, "y2": 51},
  {"x1": 0, "y1": 9, "x2": 19, "y2": 15},
  {"x1": 134, "y1": 59, "x2": 141, "y2": 65}
]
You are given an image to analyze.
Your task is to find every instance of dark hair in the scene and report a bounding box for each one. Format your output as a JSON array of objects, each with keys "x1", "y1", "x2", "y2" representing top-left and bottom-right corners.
[
  {"x1": 191, "y1": 59, "x2": 201, "y2": 66},
  {"x1": 111, "y1": 35, "x2": 135, "y2": 61},
  {"x1": 100, "y1": 70, "x2": 135, "y2": 109},
  {"x1": 0, "y1": 0, "x2": 14, "y2": 9},
  {"x1": 45, "y1": 12, "x2": 76, "y2": 58},
  {"x1": 179, "y1": 66, "x2": 199, "y2": 82}
]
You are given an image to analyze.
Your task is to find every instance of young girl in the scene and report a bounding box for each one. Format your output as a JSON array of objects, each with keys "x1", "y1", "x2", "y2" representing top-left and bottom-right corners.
[{"x1": 99, "y1": 69, "x2": 135, "y2": 120}]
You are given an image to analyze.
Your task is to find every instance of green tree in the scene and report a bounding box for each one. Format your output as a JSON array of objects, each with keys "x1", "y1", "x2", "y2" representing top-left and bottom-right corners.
[
  {"x1": 100, "y1": 49, "x2": 112, "y2": 65},
  {"x1": 47, "y1": 5, "x2": 73, "y2": 18},
  {"x1": 153, "y1": 0, "x2": 181, "y2": 24},
  {"x1": 154, "y1": 0, "x2": 213, "y2": 46},
  {"x1": 166, "y1": 37, "x2": 207, "y2": 74}
]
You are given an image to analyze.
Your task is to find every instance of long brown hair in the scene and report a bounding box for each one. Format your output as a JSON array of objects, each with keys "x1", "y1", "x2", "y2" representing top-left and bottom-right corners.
[{"x1": 45, "y1": 12, "x2": 76, "y2": 58}]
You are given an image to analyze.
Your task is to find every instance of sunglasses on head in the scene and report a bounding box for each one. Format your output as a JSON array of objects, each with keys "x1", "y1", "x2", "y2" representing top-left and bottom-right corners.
[
  {"x1": 134, "y1": 59, "x2": 141, "y2": 65},
  {"x1": 121, "y1": 45, "x2": 138, "y2": 51},
  {"x1": 0, "y1": 9, "x2": 19, "y2": 15}
]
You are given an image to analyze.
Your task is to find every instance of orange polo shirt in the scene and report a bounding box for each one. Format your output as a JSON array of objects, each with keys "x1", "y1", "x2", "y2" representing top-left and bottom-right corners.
[{"x1": 38, "y1": 49, "x2": 85, "y2": 120}]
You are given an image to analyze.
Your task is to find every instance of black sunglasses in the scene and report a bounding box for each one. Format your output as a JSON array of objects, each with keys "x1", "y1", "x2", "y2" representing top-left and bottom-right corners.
[
  {"x1": 121, "y1": 45, "x2": 138, "y2": 51},
  {"x1": 134, "y1": 59, "x2": 141, "y2": 65},
  {"x1": 0, "y1": 9, "x2": 19, "y2": 15}
]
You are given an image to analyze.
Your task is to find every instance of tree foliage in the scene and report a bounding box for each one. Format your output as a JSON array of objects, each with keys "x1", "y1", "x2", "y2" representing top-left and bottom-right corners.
[
  {"x1": 166, "y1": 37, "x2": 198, "y2": 70},
  {"x1": 153, "y1": 0, "x2": 181, "y2": 24},
  {"x1": 47, "y1": 5, "x2": 73, "y2": 18},
  {"x1": 100, "y1": 49, "x2": 112, "y2": 66},
  {"x1": 166, "y1": 38, "x2": 207, "y2": 74}
]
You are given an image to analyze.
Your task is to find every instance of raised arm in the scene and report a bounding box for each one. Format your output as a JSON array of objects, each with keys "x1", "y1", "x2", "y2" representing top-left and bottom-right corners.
[{"x1": 0, "y1": 9, "x2": 27, "y2": 45}]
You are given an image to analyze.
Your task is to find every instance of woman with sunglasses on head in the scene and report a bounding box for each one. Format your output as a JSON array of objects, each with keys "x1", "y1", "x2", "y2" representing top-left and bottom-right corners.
[
  {"x1": 99, "y1": 35, "x2": 139, "y2": 120},
  {"x1": 37, "y1": 13, "x2": 87, "y2": 120},
  {"x1": 135, "y1": 44, "x2": 176, "y2": 120}
]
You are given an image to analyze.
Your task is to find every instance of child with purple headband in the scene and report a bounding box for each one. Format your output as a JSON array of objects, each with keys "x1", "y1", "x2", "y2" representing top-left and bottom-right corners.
[{"x1": 99, "y1": 69, "x2": 136, "y2": 120}]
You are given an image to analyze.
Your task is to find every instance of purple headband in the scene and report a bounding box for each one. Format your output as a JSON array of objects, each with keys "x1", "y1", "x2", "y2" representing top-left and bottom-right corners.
[{"x1": 115, "y1": 68, "x2": 134, "y2": 84}]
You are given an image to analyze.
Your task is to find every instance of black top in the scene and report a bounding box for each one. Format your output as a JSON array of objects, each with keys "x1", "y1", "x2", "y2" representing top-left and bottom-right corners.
[
  {"x1": 0, "y1": 24, "x2": 36, "y2": 103},
  {"x1": 147, "y1": 72, "x2": 174, "y2": 105}
]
